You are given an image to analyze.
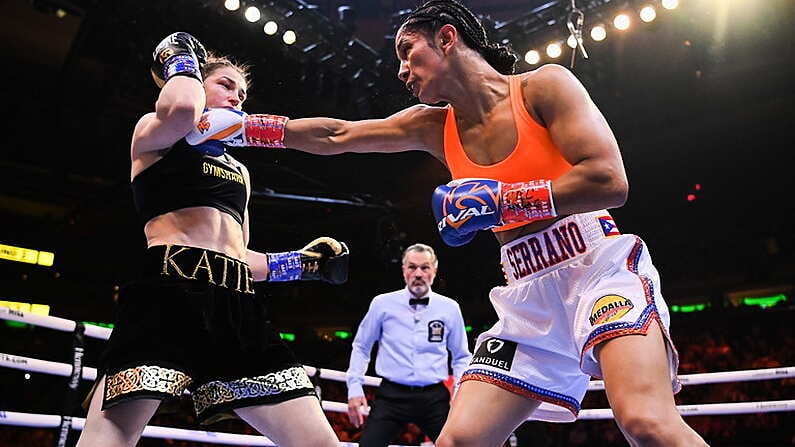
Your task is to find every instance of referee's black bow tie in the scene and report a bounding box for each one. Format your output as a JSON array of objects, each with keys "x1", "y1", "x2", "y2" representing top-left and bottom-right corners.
[{"x1": 409, "y1": 297, "x2": 429, "y2": 306}]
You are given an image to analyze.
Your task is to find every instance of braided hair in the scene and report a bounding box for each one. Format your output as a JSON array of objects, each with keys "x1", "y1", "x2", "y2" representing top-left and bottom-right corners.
[{"x1": 401, "y1": 0, "x2": 518, "y2": 74}]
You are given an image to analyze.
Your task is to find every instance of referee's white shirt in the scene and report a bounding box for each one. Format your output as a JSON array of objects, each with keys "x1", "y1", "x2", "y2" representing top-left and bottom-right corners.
[{"x1": 346, "y1": 287, "x2": 472, "y2": 399}]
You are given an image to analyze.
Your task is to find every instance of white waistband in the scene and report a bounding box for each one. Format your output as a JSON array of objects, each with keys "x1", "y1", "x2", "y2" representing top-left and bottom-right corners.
[{"x1": 500, "y1": 210, "x2": 619, "y2": 284}]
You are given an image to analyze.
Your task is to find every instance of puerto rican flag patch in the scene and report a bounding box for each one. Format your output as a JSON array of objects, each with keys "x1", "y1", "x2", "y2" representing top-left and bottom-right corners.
[{"x1": 598, "y1": 215, "x2": 621, "y2": 237}]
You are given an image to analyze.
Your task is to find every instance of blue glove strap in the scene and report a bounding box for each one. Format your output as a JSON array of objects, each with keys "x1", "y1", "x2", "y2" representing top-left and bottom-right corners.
[
  {"x1": 267, "y1": 251, "x2": 303, "y2": 282},
  {"x1": 163, "y1": 54, "x2": 201, "y2": 82}
]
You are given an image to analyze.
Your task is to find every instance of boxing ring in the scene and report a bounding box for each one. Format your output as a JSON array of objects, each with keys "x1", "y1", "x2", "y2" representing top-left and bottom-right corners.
[{"x1": 1, "y1": 305, "x2": 793, "y2": 446}]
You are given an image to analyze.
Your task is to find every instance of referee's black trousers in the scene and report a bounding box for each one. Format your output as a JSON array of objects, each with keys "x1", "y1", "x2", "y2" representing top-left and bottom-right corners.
[{"x1": 358, "y1": 379, "x2": 451, "y2": 447}]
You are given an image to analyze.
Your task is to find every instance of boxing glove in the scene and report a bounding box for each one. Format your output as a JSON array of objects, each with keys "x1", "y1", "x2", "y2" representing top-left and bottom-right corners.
[
  {"x1": 151, "y1": 31, "x2": 207, "y2": 88},
  {"x1": 431, "y1": 178, "x2": 557, "y2": 246},
  {"x1": 185, "y1": 108, "x2": 289, "y2": 154},
  {"x1": 267, "y1": 237, "x2": 350, "y2": 284}
]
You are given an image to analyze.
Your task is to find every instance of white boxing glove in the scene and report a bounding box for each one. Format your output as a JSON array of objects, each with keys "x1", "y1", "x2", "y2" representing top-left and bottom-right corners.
[{"x1": 186, "y1": 108, "x2": 289, "y2": 155}]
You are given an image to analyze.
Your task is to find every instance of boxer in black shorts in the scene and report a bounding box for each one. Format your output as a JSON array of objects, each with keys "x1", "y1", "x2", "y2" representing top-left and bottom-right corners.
[{"x1": 77, "y1": 32, "x2": 346, "y2": 447}]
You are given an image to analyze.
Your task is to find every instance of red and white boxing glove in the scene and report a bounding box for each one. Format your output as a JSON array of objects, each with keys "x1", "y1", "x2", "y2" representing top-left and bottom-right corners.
[{"x1": 185, "y1": 108, "x2": 289, "y2": 154}]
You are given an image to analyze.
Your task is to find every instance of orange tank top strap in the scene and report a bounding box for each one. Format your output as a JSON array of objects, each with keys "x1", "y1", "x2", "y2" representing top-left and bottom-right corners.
[{"x1": 442, "y1": 74, "x2": 572, "y2": 233}]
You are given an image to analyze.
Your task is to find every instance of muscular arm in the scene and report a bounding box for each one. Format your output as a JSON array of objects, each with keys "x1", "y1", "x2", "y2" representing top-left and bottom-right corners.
[
  {"x1": 527, "y1": 64, "x2": 629, "y2": 214},
  {"x1": 284, "y1": 104, "x2": 447, "y2": 160},
  {"x1": 131, "y1": 77, "x2": 205, "y2": 156}
]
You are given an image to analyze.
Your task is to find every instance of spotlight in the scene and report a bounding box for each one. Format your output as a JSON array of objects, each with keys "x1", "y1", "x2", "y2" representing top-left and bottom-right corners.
[
  {"x1": 662, "y1": 0, "x2": 679, "y2": 10},
  {"x1": 591, "y1": 25, "x2": 607, "y2": 41},
  {"x1": 639, "y1": 6, "x2": 657, "y2": 22},
  {"x1": 613, "y1": 13, "x2": 630, "y2": 30},
  {"x1": 546, "y1": 42, "x2": 562, "y2": 58},
  {"x1": 302, "y1": 42, "x2": 320, "y2": 53},
  {"x1": 263, "y1": 21, "x2": 278, "y2": 35},
  {"x1": 224, "y1": 0, "x2": 240, "y2": 11},
  {"x1": 244, "y1": 6, "x2": 261, "y2": 22},
  {"x1": 524, "y1": 50, "x2": 540, "y2": 65},
  {"x1": 283, "y1": 30, "x2": 297, "y2": 45},
  {"x1": 567, "y1": 34, "x2": 577, "y2": 49}
]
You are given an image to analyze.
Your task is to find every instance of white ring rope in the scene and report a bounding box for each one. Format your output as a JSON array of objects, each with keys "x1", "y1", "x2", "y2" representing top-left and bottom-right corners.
[
  {"x1": 3, "y1": 399, "x2": 795, "y2": 443},
  {"x1": 2, "y1": 305, "x2": 794, "y2": 446},
  {"x1": 4, "y1": 306, "x2": 793, "y2": 389},
  {"x1": 3, "y1": 350, "x2": 794, "y2": 419},
  {"x1": 0, "y1": 410, "x2": 384, "y2": 447},
  {"x1": 0, "y1": 306, "x2": 382, "y2": 387}
]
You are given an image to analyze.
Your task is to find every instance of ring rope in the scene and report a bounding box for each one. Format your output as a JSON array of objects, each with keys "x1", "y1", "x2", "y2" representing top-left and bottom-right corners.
[
  {"x1": 0, "y1": 410, "x2": 419, "y2": 446},
  {"x1": 3, "y1": 306, "x2": 793, "y2": 388},
  {"x1": 0, "y1": 306, "x2": 384, "y2": 386},
  {"x1": 4, "y1": 403, "x2": 795, "y2": 447},
  {"x1": 2, "y1": 306, "x2": 794, "y2": 446}
]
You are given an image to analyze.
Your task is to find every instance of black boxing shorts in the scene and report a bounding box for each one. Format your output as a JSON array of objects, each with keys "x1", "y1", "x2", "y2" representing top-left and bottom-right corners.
[{"x1": 89, "y1": 244, "x2": 317, "y2": 424}]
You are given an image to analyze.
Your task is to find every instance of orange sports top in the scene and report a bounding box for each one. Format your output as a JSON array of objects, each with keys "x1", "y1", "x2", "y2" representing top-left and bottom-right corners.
[{"x1": 443, "y1": 74, "x2": 572, "y2": 232}]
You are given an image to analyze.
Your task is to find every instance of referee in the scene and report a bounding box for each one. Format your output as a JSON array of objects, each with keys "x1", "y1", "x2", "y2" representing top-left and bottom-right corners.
[{"x1": 345, "y1": 243, "x2": 472, "y2": 446}]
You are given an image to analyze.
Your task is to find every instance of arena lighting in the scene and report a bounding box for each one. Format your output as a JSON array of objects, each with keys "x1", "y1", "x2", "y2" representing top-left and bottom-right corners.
[
  {"x1": 591, "y1": 24, "x2": 607, "y2": 41},
  {"x1": 743, "y1": 294, "x2": 787, "y2": 309},
  {"x1": 282, "y1": 29, "x2": 297, "y2": 45},
  {"x1": 508, "y1": 0, "x2": 685, "y2": 68},
  {"x1": 0, "y1": 301, "x2": 49, "y2": 329},
  {"x1": 279, "y1": 332, "x2": 296, "y2": 342},
  {"x1": 546, "y1": 42, "x2": 563, "y2": 58},
  {"x1": 640, "y1": 5, "x2": 657, "y2": 22},
  {"x1": 0, "y1": 243, "x2": 54, "y2": 266},
  {"x1": 567, "y1": 34, "x2": 578, "y2": 49},
  {"x1": 524, "y1": 49, "x2": 540, "y2": 64},
  {"x1": 670, "y1": 303, "x2": 709, "y2": 313},
  {"x1": 82, "y1": 321, "x2": 114, "y2": 329},
  {"x1": 334, "y1": 331, "x2": 351, "y2": 339},
  {"x1": 223, "y1": 0, "x2": 240, "y2": 12},
  {"x1": 613, "y1": 13, "x2": 631, "y2": 30},
  {"x1": 0, "y1": 301, "x2": 50, "y2": 315},
  {"x1": 263, "y1": 20, "x2": 278, "y2": 35},
  {"x1": 244, "y1": 5, "x2": 261, "y2": 22},
  {"x1": 302, "y1": 42, "x2": 319, "y2": 53}
]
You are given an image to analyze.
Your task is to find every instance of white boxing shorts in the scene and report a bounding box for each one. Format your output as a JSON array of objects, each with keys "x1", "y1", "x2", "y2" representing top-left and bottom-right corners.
[{"x1": 460, "y1": 210, "x2": 681, "y2": 422}]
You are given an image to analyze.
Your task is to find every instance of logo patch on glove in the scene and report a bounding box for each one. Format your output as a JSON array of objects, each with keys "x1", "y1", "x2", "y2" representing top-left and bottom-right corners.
[
  {"x1": 438, "y1": 180, "x2": 499, "y2": 230},
  {"x1": 196, "y1": 114, "x2": 211, "y2": 134}
]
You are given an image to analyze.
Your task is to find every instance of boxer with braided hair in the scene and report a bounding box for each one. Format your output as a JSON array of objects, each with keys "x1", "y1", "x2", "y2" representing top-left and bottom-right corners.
[
  {"x1": 400, "y1": 0, "x2": 518, "y2": 75},
  {"x1": 189, "y1": 0, "x2": 707, "y2": 444},
  {"x1": 77, "y1": 32, "x2": 345, "y2": 447}
]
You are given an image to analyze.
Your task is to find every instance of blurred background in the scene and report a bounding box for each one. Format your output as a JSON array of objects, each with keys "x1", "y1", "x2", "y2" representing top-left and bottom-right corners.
[{"x1": 1, "y1": 0, "x2": 793, "y2": 445}]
